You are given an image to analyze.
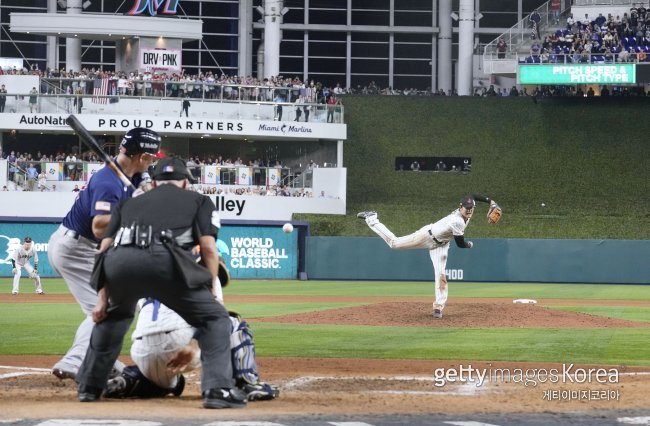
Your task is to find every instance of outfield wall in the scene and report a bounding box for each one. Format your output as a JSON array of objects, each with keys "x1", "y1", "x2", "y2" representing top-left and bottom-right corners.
[{"x1": 305, "y1": 237, "x2": 650, "y2": 284}]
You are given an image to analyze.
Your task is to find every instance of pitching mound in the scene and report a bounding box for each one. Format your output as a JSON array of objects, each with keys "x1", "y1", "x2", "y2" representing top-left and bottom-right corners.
[{"x1": 253, "y1": 301, "x2": 650, "y2": 328}]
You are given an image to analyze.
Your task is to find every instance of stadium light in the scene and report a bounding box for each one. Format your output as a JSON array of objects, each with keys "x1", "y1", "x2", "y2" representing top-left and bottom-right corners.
[
  {"x1": 450, "y1": 12, "x2": 459, "y2": 21},
  {"x1": 255, "y1": 6, "x2": 264, "y2": 15}
]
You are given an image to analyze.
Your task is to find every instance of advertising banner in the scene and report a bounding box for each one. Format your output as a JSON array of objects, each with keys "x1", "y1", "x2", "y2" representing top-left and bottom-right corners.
[
  {"x1": 217, "y1": 226, "x2": 298, "y2": 279},
  {"x1": 0, "y1": 223, "x2": 298, "y2": 280},
  {"x1": 140, "y1": 49, "x2": 182, "y2": 73},
  {"x1": 83, "y1": 162, "x2": 103, "y2": 182},
  {"x1": 202, "y1": 165, "x2": 219, "y2": 185},
  {"x1": 237, "y1": 167, "x2": 252, "y2": 185},
  {"x1": 266, "y1": 167, "x2": 281, "y2": 186},
  {"x1": 45, "y1": 162, "x2": 63, "y2": 181}
]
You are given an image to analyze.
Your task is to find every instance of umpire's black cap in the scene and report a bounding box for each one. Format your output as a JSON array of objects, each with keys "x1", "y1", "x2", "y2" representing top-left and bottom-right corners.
[
  {"x1": 460, "y1": 195, "x2": 476, "y2": 209},
  {"x1": 120, "y1": 128, "x2": 162, "y2": 157},
  {"x1": 151, "y1": 156, "x2": 197, "y2": 183}
]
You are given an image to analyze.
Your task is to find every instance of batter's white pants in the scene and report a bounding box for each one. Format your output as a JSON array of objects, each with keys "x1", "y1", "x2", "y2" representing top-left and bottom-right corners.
[
  {"x1": 365, "y1": 216, "x2": 451, "y2": 311},
  {"x1": 131, "y1": 327, "x2": 198, "y2": 389},
  {"x1": 12, "y1": 263, "x2": 43, "y2": 294},
  {"x1": 48, "y1": 225, "x2": 125, "y2": 375}
]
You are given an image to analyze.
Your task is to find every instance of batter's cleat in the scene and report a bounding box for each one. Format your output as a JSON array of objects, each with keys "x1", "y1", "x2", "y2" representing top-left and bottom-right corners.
[
  {"x1": 357, "y1": 211, "x2": 377, "y2": 219},
  {"x1": 239, "y1": 381, "x2": 280, "y2": 401},
  {"x1": 203, "y1": 388, "x2": 247, "y2": 409},
  {"x1": 104, "y1": 375, "x2": 129, "y2": 398},
  {"x1": 36, "y1": 291, "x2": 45, "y2": 295},
  {"x1": 78, "y1": 384, "x2": 102, "y2": 402},
  {"x1": 52, "y1": 367, "x2": 77, "y2": 381},
  {"x1": 433, "y1": 309, "x2": 442, "y2": 319},
  {"x1": 11, "y1": 292, "x2": 18, "y2": 296}
]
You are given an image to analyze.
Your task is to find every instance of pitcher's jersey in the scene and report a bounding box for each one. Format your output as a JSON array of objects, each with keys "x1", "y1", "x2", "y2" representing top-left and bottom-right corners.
[
  {"x1": 428, "y1": 209, "x2": 470, "y2": 243},
  {"x1": 13, "y1": 246, "x2": 38, "y2": 267}
]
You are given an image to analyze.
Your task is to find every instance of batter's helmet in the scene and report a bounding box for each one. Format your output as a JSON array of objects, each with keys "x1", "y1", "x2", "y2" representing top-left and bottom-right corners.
[{"x1": 120, "y1": 128, "x2": 162, "y2": 156}]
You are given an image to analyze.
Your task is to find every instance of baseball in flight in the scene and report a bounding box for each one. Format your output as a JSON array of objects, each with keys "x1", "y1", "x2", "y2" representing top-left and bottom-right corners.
[{"x1": 282, "y1": 223, "x2": 294, "y2": 233}]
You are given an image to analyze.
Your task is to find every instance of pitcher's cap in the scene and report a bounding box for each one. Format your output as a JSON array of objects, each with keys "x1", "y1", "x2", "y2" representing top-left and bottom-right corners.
[{"x1": 460, "y1": 196, "x2": 476, "y2": 209}]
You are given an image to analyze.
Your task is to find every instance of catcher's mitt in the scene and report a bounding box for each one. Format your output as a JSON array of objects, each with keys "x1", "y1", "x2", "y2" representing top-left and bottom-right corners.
[
  {"x1": 487, "y1": 202, "x2": 502, "y2": 224},
  {"x1": 218, "y1": 257, "x2": 230, "y2": 287}
]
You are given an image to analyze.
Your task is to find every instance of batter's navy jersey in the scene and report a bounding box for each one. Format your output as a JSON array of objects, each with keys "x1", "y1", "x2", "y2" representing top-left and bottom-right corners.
[{"x1": 62, "y1": 160, "x2": 142, "y2": 242}]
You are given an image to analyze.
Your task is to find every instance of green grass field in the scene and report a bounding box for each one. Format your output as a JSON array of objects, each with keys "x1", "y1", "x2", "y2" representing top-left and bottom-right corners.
[{"x1": 2, "y1": 278, "x2": 650, "y2": 366}]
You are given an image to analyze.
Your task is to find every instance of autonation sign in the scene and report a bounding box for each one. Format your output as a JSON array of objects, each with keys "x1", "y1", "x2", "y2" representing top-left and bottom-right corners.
[{"x1": 519, "y1": 64, "x2": 636, "y2": 85}]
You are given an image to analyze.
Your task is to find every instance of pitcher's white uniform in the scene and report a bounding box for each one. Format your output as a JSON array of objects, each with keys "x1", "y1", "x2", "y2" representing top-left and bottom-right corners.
[
  {"x1": 12, "y1": 243, "x2": 43, "y2": 294},
  {"x1": 364, "y1": 209, "x2": 469, "y2": 312}
]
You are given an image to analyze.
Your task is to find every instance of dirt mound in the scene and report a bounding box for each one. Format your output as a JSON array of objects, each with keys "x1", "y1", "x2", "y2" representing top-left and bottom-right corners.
[{"x1": 253, "y1": 301, "x2": 650, "y2": 328}]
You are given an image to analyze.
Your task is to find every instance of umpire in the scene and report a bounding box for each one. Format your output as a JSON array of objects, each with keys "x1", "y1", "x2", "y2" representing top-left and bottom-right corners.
[{"x1": 76, "y1": 156, "x2": 246, "y2": 409}]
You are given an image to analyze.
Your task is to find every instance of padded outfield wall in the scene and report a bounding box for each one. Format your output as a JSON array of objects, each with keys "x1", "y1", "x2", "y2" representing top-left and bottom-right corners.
[{"x1": 306, "y1": 237, "x2": 650, "y2": 284}]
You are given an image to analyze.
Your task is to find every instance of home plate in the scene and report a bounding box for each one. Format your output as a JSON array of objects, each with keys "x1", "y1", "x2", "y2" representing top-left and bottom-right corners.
[{"x1": 513, "y1": 299, "x2": 537, "y2": 304}]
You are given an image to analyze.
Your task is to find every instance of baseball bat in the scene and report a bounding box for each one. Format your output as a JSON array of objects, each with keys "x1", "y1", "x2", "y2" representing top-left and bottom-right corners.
[{"x1": 66, "y1": 115, "x2": 135, "y2": 191}]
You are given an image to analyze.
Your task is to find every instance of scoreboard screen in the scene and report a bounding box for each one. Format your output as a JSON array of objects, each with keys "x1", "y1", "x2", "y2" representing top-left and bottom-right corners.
[{"x1": 519, "y1": 64, "x2": 636, "y2": 85}]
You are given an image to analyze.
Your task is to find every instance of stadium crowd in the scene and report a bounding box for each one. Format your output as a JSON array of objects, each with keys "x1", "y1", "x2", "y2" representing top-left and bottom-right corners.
[{"x1": 523, "y1": 4, "x2": 649, "y2": 64}]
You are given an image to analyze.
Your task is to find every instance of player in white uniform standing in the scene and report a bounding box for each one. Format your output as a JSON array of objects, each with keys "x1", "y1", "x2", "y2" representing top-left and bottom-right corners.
[
  {"x1": 11, "y1": 236, "x2": 44, "y2": 295},
  {"x1": 358, "y1": 195, "x2": 498, "y2": 319}
]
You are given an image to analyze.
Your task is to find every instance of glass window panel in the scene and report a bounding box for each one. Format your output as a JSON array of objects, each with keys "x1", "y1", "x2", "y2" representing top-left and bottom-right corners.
[
  {"x1": 202, "y1": 2, "x2": 239, "y2": 17},
  {"x1": 351, "y1": 0, "x2": 390, "y2": 11},
  {"x1": 283, "y1": 30, "x2": 305, "y2": 41},
  {"x1": 203, "y1": 35, "x2": 239, "y2": 51},
  {"x1": 394, "y1": 11, "x2": 433, "y2": 27},
  {"x1": 393, "y1": 59, "x2": 431, "y2": 74},
  {"x1": 180, "y1": 1, "x2": 200, "y2": 16},
  {"x1": 309, "y1": 9, "x2": 347, "y2": 25},
  {"x1": 309, "y1": 31, "x2": 347, "y2": 42},
  {"x1": 351, "y1": 42, "x2": 389, "y2": 58},
  {"x1": 282, "y1": 7, "x2": 305, "y2": 24},
  {"x1": 351, "y1": 10, "x2": 389, "y2": 26},
  {"x1": 281, "y1": 41, "x2": 305, "y2": 57},
  {"x1": 3, "y1": 0, "x2": 46, "y2": 7},
  {"x1": 308, "y1": 57, "x2": 346, "y2": 73},
  {"x1": 394, "y1": 0, "x2": 433, "y2": 11},
  {"x1": 394, "y1": 43, "x2": 431, "y2": 59},
  {"x1": 351, "y1": 33, "x2": 389, "y2": 42},
  {"x1": 480, "y1": 12, "x2": 519, "y2": 28},
  {"x1": 310, "y1": 0, "x2": 347, "y2": 9},
  {"x1": 309, "y1": 41, "x2": 346, "y2": 57},
  {"x1": 394, "y1": 33, "x2": 432, "y2": 43},
  {"x1": 203, "y1": 18, "x2": 240, "y2": 35},
  {"x1": 280, "y1": 57, "x2": 304, "y2": 75},
  {"x1": 351, "y1": 58, "x2": 388, "y2": 74}
]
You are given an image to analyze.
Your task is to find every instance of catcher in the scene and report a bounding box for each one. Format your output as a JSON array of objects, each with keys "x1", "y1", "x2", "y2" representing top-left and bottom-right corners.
[
  {"x1": 103, "y1": 257, "x2": 279, "y2": 402},
  {"x1": 358, "y1": 194, "x2": 501, "y2": 319}
]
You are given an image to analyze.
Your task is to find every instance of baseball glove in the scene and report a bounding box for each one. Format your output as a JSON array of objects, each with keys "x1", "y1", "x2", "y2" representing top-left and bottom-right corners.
[
  {"x1": 218, "y1": 257, "x2": 230, "y2": 287},
  {"x1": 487, "y1": 202, "x2": 502, "y2": 224}
]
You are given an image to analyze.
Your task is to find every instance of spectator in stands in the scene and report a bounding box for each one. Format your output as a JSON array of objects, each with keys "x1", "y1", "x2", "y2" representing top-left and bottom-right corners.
[
  {"x1": 274, "y1": 92, "x2": 285, "y2": 121},
  {"x1": 37, "y1": 171, "x2": 47, "y2": 191},
  {"x1": 326, "y1": 96, "x2": 337, "y2": 123},
  {"x1": 530, "y1": 10, "x2": 542, "y2": 39},
  {"x1": 410, "y1": 160, "x2": 420, "y2": 171},
  {"x1": 7, "y1": 151, "x2": 16, "y2": 182},
  {"x1": 65, "y1": 153, "x2": 77, "y2": 180},
  {"x1": 496, "y1": 37, "x2": 507, "y2": 58},
  {"x1": 180, "y1": 96, "x2": 190, "y2": 117},
  {"x1": 550, "y1": 0, "x2": 561, "y2": 25},
  {"x1": 2, "y1": 186, "x2": 7, "y2": 191},
  {"x1": 601, "y1": 86, "x2": 611, "y2": 97},
  {"x1": 0, "y1": 84, "x2": 6, "y2": 112},
  {"x1": 587, "y1": 87, "x2": 595, "y2": 97},
  {"x1": 26, "y1": 163, "x2": 38, "y2": 191},
  {"x1": 29, "y1": 87, "x2": 38, "y2": 113}
]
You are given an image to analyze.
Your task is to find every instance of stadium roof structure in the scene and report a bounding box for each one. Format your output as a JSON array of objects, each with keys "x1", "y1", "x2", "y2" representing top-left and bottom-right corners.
[{"x1": 10, "y1": 13, "x2": 202, "y2": 42}]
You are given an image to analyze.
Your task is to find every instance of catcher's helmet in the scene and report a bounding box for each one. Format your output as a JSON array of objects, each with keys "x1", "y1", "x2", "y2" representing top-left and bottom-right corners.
[{"x1": 120, "y1": 128, "x2": 162, "y2": 156}]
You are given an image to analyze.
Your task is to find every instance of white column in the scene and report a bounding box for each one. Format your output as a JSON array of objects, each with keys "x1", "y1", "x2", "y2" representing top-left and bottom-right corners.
[
  {"x1": 437, "y1": 0, "x2": 452, "y2": 94},
  {"x1": 239, "y1": 0, "x2": 253, "y2": 76},
  {"x1": 337, "y1": 140, "x2": 343, "y2": 168},
  {"x1": 431, "y1": 0, "x2": 438, "y2": 92},
  {"x1": 262, "y1": 0, "x2": 283, "y2": 78},
  {"x1": 47, "y1": 0, "x2": 57, "y2": 71},
  {"x1": 457, "y1": 0, "x2": 475, "y2": 96},
  {"x1": 65, "y1": 0, "x2": 82, "y2": 73}
]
